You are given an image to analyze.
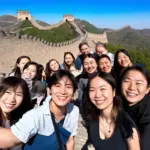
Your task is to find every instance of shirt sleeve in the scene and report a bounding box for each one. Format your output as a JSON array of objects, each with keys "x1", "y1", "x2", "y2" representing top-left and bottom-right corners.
[
  {"x1": 71, "y1": 107, "x2": 79, "y2": 136},
  {"x1": 11, "y1": 110, "x2": 38, "y2": 143}
]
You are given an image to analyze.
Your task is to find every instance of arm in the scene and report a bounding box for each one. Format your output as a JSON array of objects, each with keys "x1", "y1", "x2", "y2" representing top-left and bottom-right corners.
[
  {"x1": 127, "y1": 128, "x2": 140, "y2": 150},
  {"x1": 0, "y1": 127, "x2": 22, "y2": 148},
  {"x1": 66, "y1": 136, "x2": 75, "y2": 150}
]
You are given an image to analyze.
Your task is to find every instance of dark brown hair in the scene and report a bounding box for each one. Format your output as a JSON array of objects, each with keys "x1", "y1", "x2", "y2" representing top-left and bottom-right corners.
[
  {"x1": 63, "y1": 52, "x2": 75, "y2": 71},
  {"x1": 78, "y1": 42, "x2": 89, "y2": 52},
  {"x1": 10, "y1": 56, "x2": 31, "y2": 78},
  {"x1": 82, "y1": 72, "x2": 121, "y2": 122}
]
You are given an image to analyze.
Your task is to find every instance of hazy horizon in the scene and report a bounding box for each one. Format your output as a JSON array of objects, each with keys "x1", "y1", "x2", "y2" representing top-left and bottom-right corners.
[{"x1": 0, "y1": 0, "x2": 150, "y2": 29}]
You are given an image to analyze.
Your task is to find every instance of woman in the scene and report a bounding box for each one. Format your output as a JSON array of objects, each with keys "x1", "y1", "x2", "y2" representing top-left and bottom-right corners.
[
  {"x1": 61, "y1": 52, "x2": 82, "y2": 77},
  {"x1": 98, "y1": 54, "x2": 113, "y2": 74},
  {"x1": 0, "y1": 76, "x2": 31, "y2": 150},
  {"x1": 114, "y1": 49, "x2": 132, "y2": 80},
  {"x1": 22, "y1": 62, "x2": 46, "y2": 106},
  {"x1": 45, "y1": 59, "x2": 60, "y2": 85},
  {"x1": 0, "y1": 70, "x2": 79, "y2": 150},
  {"x1": 82, "y1": 72, "x2": 140, "y2": 150},
  {"x1": 120, "y1": 65, "x2": 150, "y2": 150},
  {"x1": 77, "y1": 53, "x2": 98, "y2": 106},
  {"x1": 9, "y1": 56, "x2": 31, "y2": 77}
]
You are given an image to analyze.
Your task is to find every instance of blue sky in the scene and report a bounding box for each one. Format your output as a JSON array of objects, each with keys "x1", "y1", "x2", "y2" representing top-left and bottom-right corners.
[{"x1": 0, "y1": 0, "x2": 150, "y2": 29}]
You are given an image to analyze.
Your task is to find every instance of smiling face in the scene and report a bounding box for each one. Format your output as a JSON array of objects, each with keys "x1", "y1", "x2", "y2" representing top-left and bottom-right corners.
[
  {"x1": 23, "y1": 65, "x2": 37, "y2": 80},
  {"x1": 50, "y1": 76, "x2": 74, "y2": 107},
  {"x1": 117, "y1": 52, "x2": 132, "y2": 68},
  {"x1": 50, "y1": 60, "x2": 59, "y2": 72},
  {"x1": 64, "y1": 54, "x2": 74, "y2": 66},
  {"x1": 83, "y1": 57, "x2": 97, "y2": 74},
  {"x1": 0, "y1": 86, "x2": 23, "y2": 117},
  {"x1": 80, "y1": 44, "x2": 90, "y2": 55},
  {"x1": 99, "y1": 57, "x2": 112, "y2": 73},
  {"x1": 121, "y1": 70, "x2": 149, "y2": 106},
  {"x1": 89, "y1": 76, "x2": 115, "y2": 110},
  {"x1": 17, "y1": 58, "x2": 30, "y2": 72}
]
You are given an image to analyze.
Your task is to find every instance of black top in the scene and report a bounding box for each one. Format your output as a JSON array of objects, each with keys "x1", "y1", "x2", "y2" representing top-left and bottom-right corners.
[
  {"x1": 86, "y1": 112, "x2": 135, "y2": 150},
  {"x1": 127, "y1": 93, "x2": 150, "y2": 150}
]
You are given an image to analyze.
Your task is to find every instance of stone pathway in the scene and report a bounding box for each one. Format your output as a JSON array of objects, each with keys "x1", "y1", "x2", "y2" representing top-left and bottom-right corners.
[{"x1": 75, "y1": 117, "x2": 87, "y2": 150}]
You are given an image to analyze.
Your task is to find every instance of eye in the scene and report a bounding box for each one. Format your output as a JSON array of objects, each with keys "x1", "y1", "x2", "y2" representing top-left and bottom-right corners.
[
  {"x1": 123, "y1": 79, "x2": 130, "y2": 83},
  {"x1": 5, "y1": 90, "x2": 11, "y2": 94},
  {"x1": 101, "y1": 88, "x2": 106, "y2": 91},
  {"x1": 136, "y1": 82, "x2": 142, "y2": 85},
  {"x1": 89, "y1": 89, "x2": 95, "y2": 92},
  {"x1": 55, "y1": 84, "x2": 60, "y2": 87},
  {"x1": 16, "y1": 93, "x2": 23, "y2": 97},
  {"x1": 66, "y1": 85, "x2": 73, "y2": 89}
]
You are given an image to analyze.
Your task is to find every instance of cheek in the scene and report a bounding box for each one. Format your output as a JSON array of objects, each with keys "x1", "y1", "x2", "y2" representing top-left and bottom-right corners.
[
  {"x1": 16, "y1": 97, "x2": 23, "y2": 107},
  {"x1": 89, "y1": 92, "x2": 95, "y2": 100}
]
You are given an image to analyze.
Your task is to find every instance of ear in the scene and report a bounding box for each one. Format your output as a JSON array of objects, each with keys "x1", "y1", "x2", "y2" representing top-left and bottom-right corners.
[
  {"x1": 146, "y1": 86, "x2": 150, "y2": 94},
  {"x1": 113, "y1": 89, "x2": 116, "y2": 97}
]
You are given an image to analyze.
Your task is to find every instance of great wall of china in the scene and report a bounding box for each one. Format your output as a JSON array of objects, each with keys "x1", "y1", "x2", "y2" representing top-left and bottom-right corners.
[
  {"x1": 0, "y1": 12, "x2": 109, "y2": 150},
  {"x1": 0, "y1": 12, "x2": 108, "y2": 75}
]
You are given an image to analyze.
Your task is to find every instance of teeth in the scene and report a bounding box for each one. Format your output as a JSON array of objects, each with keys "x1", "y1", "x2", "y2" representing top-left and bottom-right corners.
[
  {"x1": 5, "y1": 103, "x2": 15, "y2": 108},
  {"x1": 127, "y1": 92, "x2": 137, "y2": 96}
]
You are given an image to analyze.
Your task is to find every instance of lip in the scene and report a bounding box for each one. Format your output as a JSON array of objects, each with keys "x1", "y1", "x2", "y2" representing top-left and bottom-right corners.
[
  {"x1": 4, "y1": 103, "x2": 16, "y2": 109},
  {"x1": 126, "y1": 92, "x2": 137, "y2": 97}
]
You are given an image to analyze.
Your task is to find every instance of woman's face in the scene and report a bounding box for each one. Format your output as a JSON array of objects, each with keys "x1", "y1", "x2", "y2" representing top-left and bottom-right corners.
[
  {"x1": 50, "y1": 76, "x2": 74, "y2": 107},
  {"x1": 121, "y1": 70, "x2": 149, "y2": 106},
  {"x1": 17, "y1": 58, "x2": 30, "y2": 72},
  {"x1": 23, "y1": 65, "x2": 37, "y2": 79},
  {"x1": 99, "y1": 57, "x2": 112, "y2": 73},
  {"x1": 0, "y1": 86, "x2": 23, "y2": 116},
  {"x1": 50, "y1": 60, "x2": 59, "y2": 72},
  {"x1": 65, "y1": 54, "x2": 74, "y2": 66},
  {"x1": 89, "y1": 76, "x2": 115, "y2": 110},
  {"x1": 117, "y1": 52, "x2": 132, "y2": 68},
  {"x1": 83, "y1": 57, "x2": 97, "y2": 74}
]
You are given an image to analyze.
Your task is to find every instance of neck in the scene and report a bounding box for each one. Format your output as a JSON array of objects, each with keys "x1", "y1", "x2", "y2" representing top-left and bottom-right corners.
[
  {"x1": 50, "y1": 101, "x2": 67, "y2": 120},
  {"x1": 2, "y1": 112, "x2": 10, "y2": 121},
  {"x1": 100, "y1": 103, "x2": 113, "y2": 122}
]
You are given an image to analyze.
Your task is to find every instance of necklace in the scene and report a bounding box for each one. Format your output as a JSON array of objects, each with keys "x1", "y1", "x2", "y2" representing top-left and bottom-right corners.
[{"x1": 100, "y1": 118, "x2": 112, "y2": 133}]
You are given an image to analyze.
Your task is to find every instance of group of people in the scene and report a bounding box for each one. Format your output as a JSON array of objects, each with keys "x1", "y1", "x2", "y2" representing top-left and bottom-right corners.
[{"x1": 0, "y1": 41, "x2": 149, "y2": 150}]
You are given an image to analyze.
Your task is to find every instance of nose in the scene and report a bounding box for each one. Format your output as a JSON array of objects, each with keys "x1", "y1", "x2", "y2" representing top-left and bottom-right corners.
[
  {"x1": 9, "y1": 93, "x2": 16, "y2": 103},
  {"x1": 59, "y1": 86, "x2": 66, "y2": 94},
  {"x1": 95, "y1": 89, "x2": 102, "y2": 98},
  {"x1": 128, "y1": 82, "x2": 136, "y2": 90}
]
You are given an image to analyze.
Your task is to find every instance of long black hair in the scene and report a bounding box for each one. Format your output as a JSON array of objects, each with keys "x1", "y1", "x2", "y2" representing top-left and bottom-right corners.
[
  {"x1": 82, "y1": 72, "x2": 121, "y2": 122},
  {"x1": 0, "y1": 77, "x2": 31, "y2": 126},
  {"x1": 10, "y1": 56, "x2": 31, "y2": 78}
]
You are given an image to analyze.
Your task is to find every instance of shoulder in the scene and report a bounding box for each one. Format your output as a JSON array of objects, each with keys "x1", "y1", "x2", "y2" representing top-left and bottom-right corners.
[
  {"x1": 119, "y1": 111, "x2": 137, "y2": 138},
  {"x1": 60, "y1": 64, "x2": 65, "y2": 69},
  {"x1": 9, "y1": 72, "x2": 15, "y2": 76}
]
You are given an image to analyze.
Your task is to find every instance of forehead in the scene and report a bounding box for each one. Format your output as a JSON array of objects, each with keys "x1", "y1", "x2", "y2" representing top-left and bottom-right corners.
[
  {"x1": 20, "y1": 58, "x2": 29, "y2": 62},
  {"x1": 27, "y1": 65, "x2": 36, "y2": 70},
  {"x1": 118, "y1": 52, "x2": 128, "y2": 57},
  {"x1": 81, "y1": 44, "x2": 89, "y2": 49},
  {"x1": 6, "y1": 85, "x2": 23, "y2": 92},
  {"x1": 90, "y1": 76, "x2": 111, "y2": 87},
  {"x1": 84, "y1": 57, "x2": 96, "y2": 63},
  {"x1": 50, "y1": 60, "x2": 57, "y2": 64},
  {"x1": 124, "y1": 70, "x2": 147, "y2": 81},
  {"x1": 99, "y1": 57, "x2": 110, "y2": 62},
  {"x1": 65, "y1": 54, "x2": 72, "y2": 58},
  {"x1": 57, "y1": 76, "x2": 73, "y2": 85}
]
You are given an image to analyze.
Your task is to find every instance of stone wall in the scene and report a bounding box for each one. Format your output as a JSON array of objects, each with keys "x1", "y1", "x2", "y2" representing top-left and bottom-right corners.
[{"x1": 13, "y1": 33, "x2": 82, "y2": 47}]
